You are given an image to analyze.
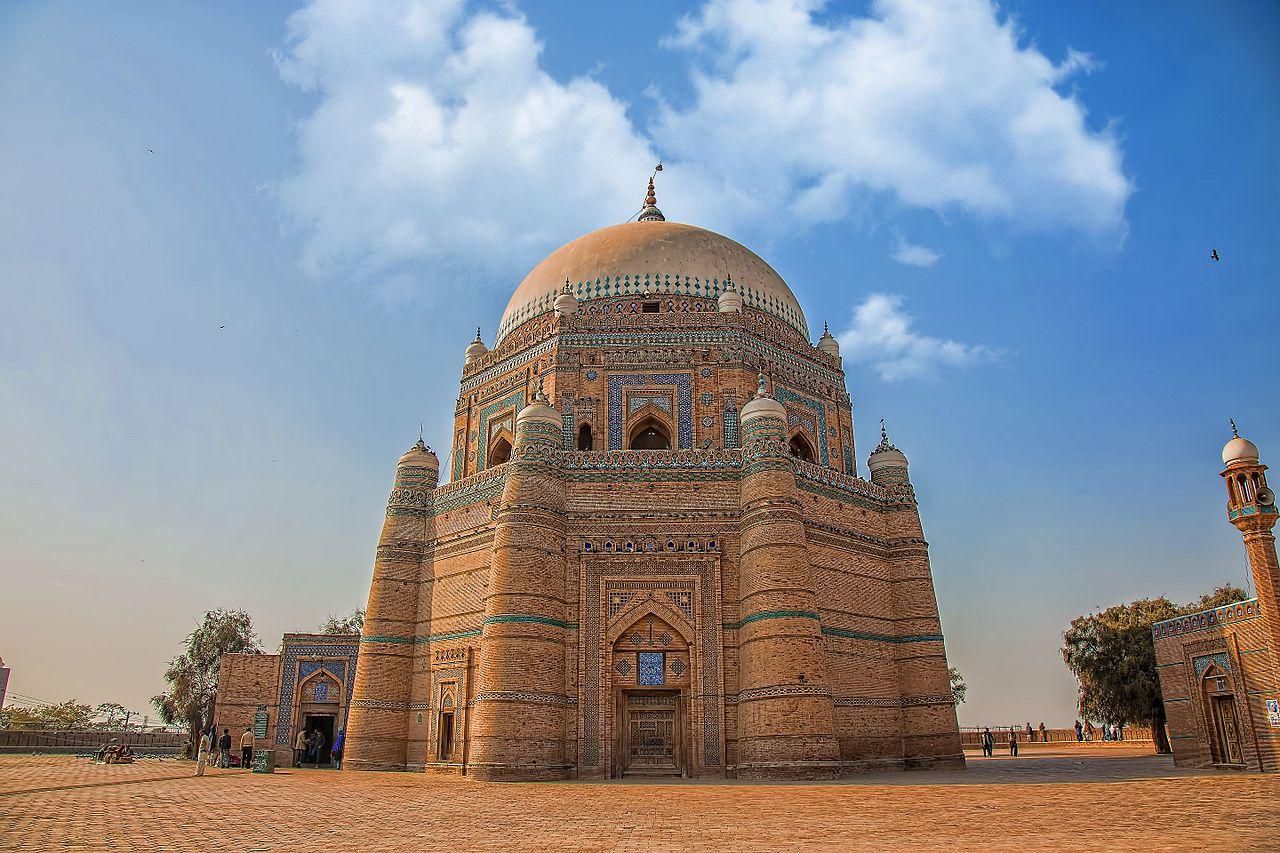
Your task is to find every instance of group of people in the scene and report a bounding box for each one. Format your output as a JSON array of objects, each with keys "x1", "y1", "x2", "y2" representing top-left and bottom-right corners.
[
  {"x1": 1074, "y1": 719, "x2": 1124, "y2": 742},
  {"x1": 94, "y1": 740, "x2": 135, "y2": 764},
  {"x1": 293, "y1": 726, "x2": 344, "y2": 768},
  {"x1": 978, "y1": 727, "x2": 1023, "y2": 757},
  {"x1": 191, "y1": 722, "x2": 344, "y2": 775},
  {"x1": 194, "y1": 726, "x2": 253, "y2": 775}
]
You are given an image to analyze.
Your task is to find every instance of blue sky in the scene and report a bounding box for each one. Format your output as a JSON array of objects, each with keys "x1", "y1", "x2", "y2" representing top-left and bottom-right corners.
[{"x1": 1, "y1": 0, "x2": 1276, "y2": 728}]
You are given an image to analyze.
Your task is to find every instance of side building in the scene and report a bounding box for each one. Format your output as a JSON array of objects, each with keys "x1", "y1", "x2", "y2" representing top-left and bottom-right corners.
[
  {"x1": 1153, "y1": 428, "x2": 1280, "y2": 770},
  {"x1": 213, "y1": 632, "x2": 359, "y2": 766}
]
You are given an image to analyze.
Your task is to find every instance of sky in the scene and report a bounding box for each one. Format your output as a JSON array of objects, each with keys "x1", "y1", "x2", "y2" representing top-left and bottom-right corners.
[{"x1": 1, "y1": 0, "x2": 1277, "y2": 729}]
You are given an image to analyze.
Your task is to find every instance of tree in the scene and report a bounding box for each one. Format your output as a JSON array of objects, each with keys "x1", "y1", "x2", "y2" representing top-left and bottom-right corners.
[
  {"x1": 0, "y1": 700, "x2": 92, "y2": 730},
  {"x1": 1184, "y1": 584, "x2": 1249, "y2": 614},
  {"x1": 152, "y1": 609, "x2": 260, "y2": 757},
  {"x1": 948, "y1": 666, "x2": 967, "y2": 706},
  {"x1": 95, "y1": 702, "x2": 127, "y2": 729},
  {"x1": 1061, "y1": 583, "x2": 1250, "y2": 756},
  {"x1": 320, "y1": 608, "x2": 365, "y2": 635}
]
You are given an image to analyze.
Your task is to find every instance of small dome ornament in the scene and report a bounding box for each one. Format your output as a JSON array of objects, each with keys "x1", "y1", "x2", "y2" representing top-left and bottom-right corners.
[
  {"x1": 399, "y1": 436, "x2": 439, "y2": 468},
  {"x1": 465, "y1": 327, "x2": 489, "y2": 364},
  {"x1": 638, "y1": 164, "x2": 666, "y2": 222},
  {"x1": 554, "y1": 280, "x2": 579, "y2": 318},
  {"x1": 817, "y1": 321, "x2": 840, "y2": 357},
  {"x1": 1222, "y1": 418, "x2": 1260, "y2": 466},
  {"x1": 517, "y1": 375, "x2": 563, "y2": 428},
  {"x1": 868, "y1": 418, "x2": 909, "y2": 483},
  {"x1": 741, "y1": 371, "x2": 786, "y2": 424},
  {"x1": 718, "y1": 274, "x2": 742, "y2": 313}
]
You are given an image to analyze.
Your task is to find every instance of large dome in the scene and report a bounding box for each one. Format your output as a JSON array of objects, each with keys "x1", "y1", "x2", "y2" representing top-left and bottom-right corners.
[{"x1": 496, "y1": 220, "x2": 808, "y2": 343}]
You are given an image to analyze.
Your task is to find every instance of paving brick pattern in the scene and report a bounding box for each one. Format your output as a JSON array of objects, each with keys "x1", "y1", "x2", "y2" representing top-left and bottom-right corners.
[{"x1": 2, "y1": 748, "x2": 1277, "y2": 851}]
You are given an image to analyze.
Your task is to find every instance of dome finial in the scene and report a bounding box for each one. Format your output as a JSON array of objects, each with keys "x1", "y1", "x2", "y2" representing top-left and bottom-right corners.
[
  {"x1": 474, "y1": 327, "x2": 482, "y2": 342},
  {"x1": 639, "y1": 163, "x2": 665, "y2": 222},
  {"x1": 875, "y1": 418, "x2": 898, "y2": 453},
  {"x1": 756, "y1": 372, "x2": 768, "y2": 399},
  {"x1": 824, "y1": 321, "x2": 829, "y2": 334},
  {"x1": 1231, "y1": 417, "x2": 1240, "y2": 438}
]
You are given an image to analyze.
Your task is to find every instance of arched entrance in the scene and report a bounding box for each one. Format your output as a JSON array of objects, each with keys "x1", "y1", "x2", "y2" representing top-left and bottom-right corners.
[
  {"x1": 609, "y1": 611, "x2": 690, "y2": 777},
  {"x1": 1202, "y1": 663, "x2": 1242, "y2": 765},
  {"x1": 628, "y1": 418, "x2": 671, "y2": 450},
  {"x1": 789, "y1": 431, "x2": 816, "y2": 463}
]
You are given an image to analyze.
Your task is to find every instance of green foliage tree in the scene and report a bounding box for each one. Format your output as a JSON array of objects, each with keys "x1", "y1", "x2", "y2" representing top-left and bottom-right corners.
[
  {"x1": 95, "y1": 702, "x2": 127, "y2": 729},
  {"x1": 0, "y1": 700, "x2": 95, "y2": 730},
  {"x1": 320, "y1": 608, "x2": 365, "y2": 635},
  {"x1": 1184, "y1": 584, "x2": 1249, "y2": 613},
  {"x1": 151, "y1": 609, "x2": 260, "y2": 756},
  {"x1": 1061, "y1": 583, "x2": 1250, "y2": 755},
  {"x1": 948, "y1": 666, "x2": 967, "y2": 706}
]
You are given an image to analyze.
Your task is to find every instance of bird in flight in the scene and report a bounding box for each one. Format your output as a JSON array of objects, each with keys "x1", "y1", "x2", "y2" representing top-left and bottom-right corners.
[
  {"x1": 219, "y1": 325, "x2": 225, "y2": 329},
  {"x1": 1211, "y1": 249, "x2": 1220, "y2": 261},
  {"x1": 147, "y1": 148, "x2": 154, "y2": 154}
]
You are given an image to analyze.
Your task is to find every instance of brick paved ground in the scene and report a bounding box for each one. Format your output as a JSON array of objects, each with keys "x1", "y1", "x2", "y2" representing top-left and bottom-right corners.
[{"x1": 1, "y1": 746, "x2": 1276, "y2": 852}]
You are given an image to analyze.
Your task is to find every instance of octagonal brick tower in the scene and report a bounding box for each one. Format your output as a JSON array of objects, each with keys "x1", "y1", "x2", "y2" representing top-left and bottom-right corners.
[{"x1": 345, "y1": 178, "x2": 963, "y2": 779}]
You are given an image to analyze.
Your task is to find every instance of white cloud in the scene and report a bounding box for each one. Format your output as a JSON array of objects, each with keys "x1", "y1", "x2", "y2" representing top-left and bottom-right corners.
[
  {"x1": 274, "y1": 0, "x2": 1131, "y2": 298},
  {"x1": 657, "y1": 0, "x2": 1130, "y2": 240},
  {"x1": 891, "y1": 234, "x2": 940, "y2": 267},
  {"x1": 273, "y1": 0, "x2": 660, "y2": 297},
  {"x1": 837, "y1": 294, "x2": 1002, "y2": 381}
]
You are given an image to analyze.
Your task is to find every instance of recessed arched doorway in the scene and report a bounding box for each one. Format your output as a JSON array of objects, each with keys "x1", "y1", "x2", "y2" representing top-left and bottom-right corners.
[
  {"x1": 1202, "y1": 663, "x2": 1242, "y2": 765},
  {"x1": 789, "y1": 432, "x2": 816, "y2": 463},
  {"x1": 610, "y1": 612, "x2": 690, "y2": 777},
  {"x1": 628, "y1": 418, "x2": 671, "y2": 451}
]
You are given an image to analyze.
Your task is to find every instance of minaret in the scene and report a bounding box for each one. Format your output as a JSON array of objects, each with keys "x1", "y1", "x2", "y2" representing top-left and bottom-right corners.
[
  {"x1": 1221, "y1": 422, "x2": 1280, "y2": 660},
  {"x1": 467, "y1": 381, "x2": 571, "y2": 780},
  {"x1": 735, "y1": 374, "x2": 840, "y2": 779},
  {"x1": 345, "y1": 438, "x2": 439, "y2": 771},
  {"x1": 867, "y1": 420, "x2": 963, "y2": 769}
]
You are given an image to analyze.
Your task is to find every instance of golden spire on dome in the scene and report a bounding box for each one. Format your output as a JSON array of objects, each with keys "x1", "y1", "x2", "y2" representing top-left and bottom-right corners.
[{"x1": 639, "y1": 163, "x2": 665, "y2": 222}]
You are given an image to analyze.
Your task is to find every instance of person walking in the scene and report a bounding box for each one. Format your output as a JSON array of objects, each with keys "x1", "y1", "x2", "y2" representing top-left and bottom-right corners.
[
  {"x1": 1025, "y1": 722, "x2": 1033, "y2": 743},
  {"x1": 295, "y1": 728, "x2": 308, "y2": 767},
  {"x1": 218, "y1": 728, "x2": 232, "y2": 768},
  {"x1": 240, "y1": 726, "x2": 254, "y2": 769},
  {"x1": 981, "y1": 727, "x2": 994, "y2": 757},
  {"x1": 1009, "y1": 727, "x2": 1019, "y2": 756},
  {"x1": 1039, "y1": 722, "x2": 1047, "y2": 743},
  {"x1": 1074, "y1": 719, "x2": 1083, "y2": 742},
  {"x1": 1116, "y1": 721, "x2": 1125, "y2": 741},
  {"x1": 331, "y1": 727, "x2": 345, "y2": 771},
  {"x1": 1084, "y1": 721, "x2": 1095, "y2": 742}
]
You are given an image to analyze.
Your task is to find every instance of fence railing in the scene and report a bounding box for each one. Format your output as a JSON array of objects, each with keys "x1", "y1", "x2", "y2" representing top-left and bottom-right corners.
[
  {"x1": 0, "y1": 729, "x2": 186, "y2": 753},
  {"x1": 959, "y1": 726, "x2": 1153, "y2": 747}
]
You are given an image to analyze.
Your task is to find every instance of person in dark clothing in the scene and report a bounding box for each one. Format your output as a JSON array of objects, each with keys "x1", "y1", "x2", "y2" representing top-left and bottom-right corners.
[
  {"x1": 980, "y1": 727, "x2": 994, "y2": 757},
  {"x1": 218, "y1": 729, "x2": 232, "y2": 768},
  {"x1": 1039, "y1": 722, "x2": 1047, "y2": 743},
  {"x1": 1074, "y1": 719, "x2": 1083, "y2": 742},
  {"x1": 312, "y1": 729, "x2": 327, "y2": 766},
  {"x1": 1008, "y1": 728, "x2": 1019, "y2": 756}
]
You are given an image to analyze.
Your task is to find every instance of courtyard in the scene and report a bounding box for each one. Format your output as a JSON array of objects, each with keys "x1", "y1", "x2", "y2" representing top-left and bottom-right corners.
[{"x1": 1, "y1": 745, "x2": 1276, "y2": 851}]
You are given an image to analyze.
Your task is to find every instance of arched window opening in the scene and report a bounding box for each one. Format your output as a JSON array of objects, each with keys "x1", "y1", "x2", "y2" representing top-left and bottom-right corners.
[
  {"x1": 629, "y1": 422, "x2": 671, "y2": 451},
  {"x1": 577, "y1": 423, "x2": 594, "y2": 451},
  {"x1": 789, "y1": 433, "x2": 816, "y2": 463},
  {"x1": 488, "y1": 436, "x2": 512, "y2": 466}
]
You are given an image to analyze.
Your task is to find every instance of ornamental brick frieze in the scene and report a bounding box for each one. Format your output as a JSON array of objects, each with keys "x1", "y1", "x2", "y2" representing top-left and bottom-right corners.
[
  {"x1": 793, "y1": 460, "x2": 914, "y2": 506},
  {"x1": 580, "y1": 536, "x2": 723, "y2": 556},
  {"x1": 461, "y1": 337, "x2": 555, "y2": 391}
]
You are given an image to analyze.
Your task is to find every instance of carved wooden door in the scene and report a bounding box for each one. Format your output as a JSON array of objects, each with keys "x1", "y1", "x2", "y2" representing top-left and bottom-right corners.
[
  {"x1": 627, "y1": 709, "x2": 676, "y2": 771},
  {"x1": 1210, "y1": 696, "x2": 1242, "y2": 764}
]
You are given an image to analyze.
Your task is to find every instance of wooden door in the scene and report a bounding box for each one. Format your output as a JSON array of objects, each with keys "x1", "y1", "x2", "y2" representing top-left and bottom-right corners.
[
  {"x1": 620, "y1": 692, "x2": 680, "y2": 776},
  {"x1": 1210, "y1": 696, "x2": 1242, "y2": 764}
]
